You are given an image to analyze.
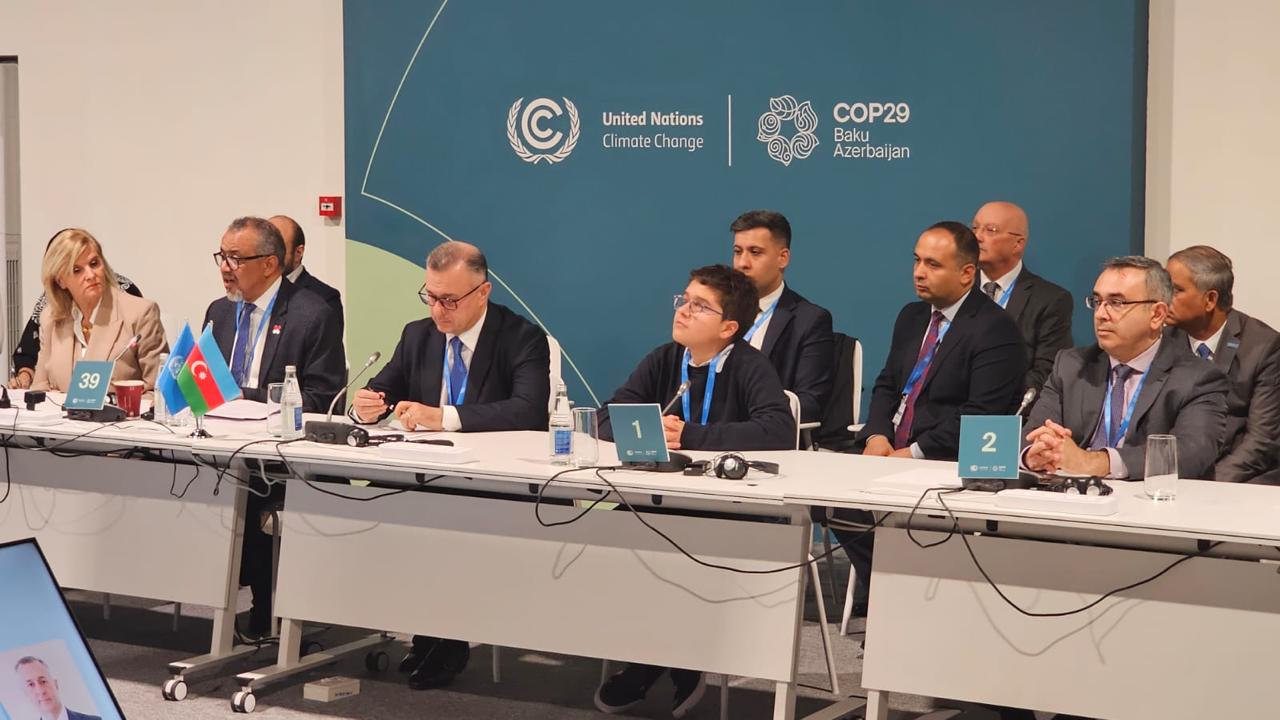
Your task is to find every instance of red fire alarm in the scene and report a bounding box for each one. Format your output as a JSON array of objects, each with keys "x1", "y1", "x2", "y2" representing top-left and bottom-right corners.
[{"x1": 318, "y1": 195, "x2": 342, "y2": 218}]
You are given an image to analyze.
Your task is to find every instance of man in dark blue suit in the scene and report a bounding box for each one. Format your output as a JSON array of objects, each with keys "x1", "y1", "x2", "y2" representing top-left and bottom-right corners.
[
  {"x1": 351, "y1": 240, "x2": 550, "y2": 691},
  {"x1": 15, "y1": 656, "x2": 103, "y2": 720},
  {"x1": 730, "y1": 210, "x2": 834, "y2": 423},
  {"x1": 203, "y1": 216, "x2": 347, "y2": 638},
  {"x1": 832, "y1": 221, "x2": 1027, "y2": 618}
]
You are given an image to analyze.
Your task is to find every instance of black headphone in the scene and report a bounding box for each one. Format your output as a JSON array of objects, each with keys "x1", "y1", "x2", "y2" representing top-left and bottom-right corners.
[{"x1": 684, "y1": 453, "x2": 780, "y2": 480}]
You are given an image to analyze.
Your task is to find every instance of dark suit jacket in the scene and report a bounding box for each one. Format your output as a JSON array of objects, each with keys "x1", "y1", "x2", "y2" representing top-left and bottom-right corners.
[
  {"x1": 67, "y1": 708, "x2": 103, "y2": 720},
  {"x1": 599, "y1": 341, "x2": 796, "y2": 450},
  {"x1": 1001, "y1": 266, "x2": 1074, "y2": 396},
  {"x1": 294, "y1": 267, "x2": 344, "y2": 331},
  {"x1": 1166, "y1": 310, "x2": 1280, "y2": 483},
  {"x1": 1025, "y1": 338, "x2": 1229, "y2": 480},
  {"x1": 859, "y1": 289, "x2": 1028, "y2": 460},
  {"x1": 363, "y1": 302, "x2": 550, "y2": 432},
  {"x1": 759, "y1": 286, "x2": 834, "y2": 423},
  {"x1": 203, "y1": 279, "x2": 346, "y2": 413}
]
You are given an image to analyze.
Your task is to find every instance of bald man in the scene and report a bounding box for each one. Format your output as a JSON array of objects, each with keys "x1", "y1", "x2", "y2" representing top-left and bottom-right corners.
[
  {"x1": 269, "y1": 215, "x2": 344, "y2": 329},
  {"x1": 972, "y1": 201, "x2": 1073, "y2": 398}
]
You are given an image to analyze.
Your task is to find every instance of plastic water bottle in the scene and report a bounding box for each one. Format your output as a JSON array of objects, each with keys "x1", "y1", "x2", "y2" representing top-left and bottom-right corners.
[
  {"x1": 548, "y1": 381, "x2": 573, "y2": 464},
  {"x1": 280, "y1": 365, "x2": 304, "y2": 440},
  {"x1": 153, "y1": 352, "x2": 171, "y2": 425}
]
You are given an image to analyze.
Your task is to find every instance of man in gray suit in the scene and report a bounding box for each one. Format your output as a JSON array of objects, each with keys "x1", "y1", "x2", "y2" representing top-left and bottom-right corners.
[
  {"x1": 1165, "y1": 245, "x2": 1280, "y2": 483},
  {"x1": 1023, "y1": 256, "x2": 1228, "y2": 480}
]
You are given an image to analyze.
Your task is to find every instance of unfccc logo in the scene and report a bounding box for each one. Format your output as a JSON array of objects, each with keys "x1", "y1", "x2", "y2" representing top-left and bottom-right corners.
[
  {"x1": 757, "y1": 95, "x2": 820, "y2": 166},
  {"x1": 507, "y1": 97, "x2": 580, "y2": 164}
]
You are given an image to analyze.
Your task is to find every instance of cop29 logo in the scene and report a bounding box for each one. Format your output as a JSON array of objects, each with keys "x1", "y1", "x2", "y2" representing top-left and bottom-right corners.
[
  {"x1": 507, "y1": 97, "x2": 581, "y2": 164},
  {"x1": 757, "y1": 95, "x2": 819, "y2": 166}
]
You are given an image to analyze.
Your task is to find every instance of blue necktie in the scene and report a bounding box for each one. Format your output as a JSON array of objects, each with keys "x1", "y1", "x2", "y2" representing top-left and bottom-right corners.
[
  {"x1": 229, "y1": 302, "x2": 256, "y2": 386},
  {"x1": 447, "y1": 336, "x2": 467, "y2": 405},
  {"x1": 1196, "y1": 342, "x2": 1213, "y2": 360},
  {"x1": 1107, "y1": 364, "x2": 1134, "y2": 447}
]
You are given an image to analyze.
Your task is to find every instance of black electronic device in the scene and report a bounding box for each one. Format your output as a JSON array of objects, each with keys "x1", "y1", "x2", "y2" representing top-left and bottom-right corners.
[
  {"x1": 302, "y1": 351, "x2": 382, "y2": 445},
  {"x1": 683, "y1": 452, "x2": 781, "y2": 480},
  {"x1": 0, "y1": 385, "x2": 10, "y2": 409},
  {"x1": 961, "y1": 471, "x2": 1040, "y2": 492},
  {"x1": 66, "y1": 404, "x2": 127, "y2": 423},
  {"x1": 25, "y1": 389, "x2": 48, "y2": 411}
]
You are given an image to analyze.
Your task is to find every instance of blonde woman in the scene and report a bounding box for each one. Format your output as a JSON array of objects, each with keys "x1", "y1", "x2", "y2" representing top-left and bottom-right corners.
[{"x1": 23, "y1": 228, "x2": 167, "y2": 394}]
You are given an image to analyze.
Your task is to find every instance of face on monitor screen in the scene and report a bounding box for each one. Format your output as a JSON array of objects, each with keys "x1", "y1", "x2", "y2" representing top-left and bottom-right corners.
[{"x1": 0, "y1": 540, "x2": 124, "y2": 720}]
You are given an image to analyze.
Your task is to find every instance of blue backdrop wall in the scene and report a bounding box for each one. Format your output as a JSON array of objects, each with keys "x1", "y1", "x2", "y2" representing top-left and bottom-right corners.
[{"x1": 343, "y1": 0, "x2": 1148, "y2": 409}]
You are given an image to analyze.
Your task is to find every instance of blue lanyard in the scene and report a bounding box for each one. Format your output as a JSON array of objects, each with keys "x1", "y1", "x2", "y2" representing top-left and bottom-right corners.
[
  {"x1": 900, "y1": 318, "x2": 950, "y2": 398},
  {"x1": 1102, "y1": 370, "x2": 1147, "y2": 447},
  {"x1": 442, "y1": 341, "x2": 467, "y2": 405},
  {"x1": 233, "y1": 289, "x2": 279, "y2": 376},
  {"x1": 743, "y1": 295, "x2": 781, "y2": 343},
  {"x1": 995, "y1": 276, "x2": 1017, "y2": 308},
  {"x1": 680, "y1": 345, "x2": 730, "y2": 424}
]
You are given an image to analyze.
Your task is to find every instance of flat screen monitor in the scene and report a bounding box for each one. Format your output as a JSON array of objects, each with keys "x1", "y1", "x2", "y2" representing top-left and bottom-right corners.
[{"x1": 0, "y1": 538, "x2": 125, "y2": 720}]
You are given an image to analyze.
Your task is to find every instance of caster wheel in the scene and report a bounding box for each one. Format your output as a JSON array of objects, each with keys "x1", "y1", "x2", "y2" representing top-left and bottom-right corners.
[
  {"x1": 365, "y1": 650, "x2": 390, "y2": 673},
  {"x1": 231, "y1": 689, "x2": 257, "y2": 713},
  {"x1": 161, "y1": 678, "x2": 188, "y2": 701},
  {"x1": 302, "y1": 640, "x2": 324, "y2": 656}
]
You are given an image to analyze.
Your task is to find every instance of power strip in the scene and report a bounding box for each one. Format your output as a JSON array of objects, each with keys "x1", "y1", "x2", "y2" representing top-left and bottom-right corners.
[{"x1": 994, "y1": 488, "x2": 1119, "y2": 516}]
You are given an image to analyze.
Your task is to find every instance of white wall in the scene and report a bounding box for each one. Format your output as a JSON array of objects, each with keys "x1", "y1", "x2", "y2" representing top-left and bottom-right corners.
[
  {"x1": 1147, "y1": 0, "x2": 1280, "y2": 327},
  {"x1": 0, "y1": 0, "x2": 345, "y2": 340}
]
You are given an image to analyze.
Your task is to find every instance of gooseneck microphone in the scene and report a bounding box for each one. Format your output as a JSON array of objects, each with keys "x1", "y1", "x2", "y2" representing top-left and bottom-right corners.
[
  {"x1": 325, "y1": 351, "x2": 382, "y2": 422},
  {"x1": 1015, "y1": 387, "x2": 1038, "y2": 416},
  {"x1": 110, "y1": 334, "x2": 143, "y2": 363},
  {"x1": 660, "y1": 380, "x2": 692, "y2": 416},
  {"x1": 306, "y1": 352, "x2": 383, "y2": 445}
]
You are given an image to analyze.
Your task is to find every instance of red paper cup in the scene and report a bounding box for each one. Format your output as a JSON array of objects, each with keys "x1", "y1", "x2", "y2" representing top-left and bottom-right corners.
[{"x1": 113, "y1": 380, "x2": 145, "y2": 418}]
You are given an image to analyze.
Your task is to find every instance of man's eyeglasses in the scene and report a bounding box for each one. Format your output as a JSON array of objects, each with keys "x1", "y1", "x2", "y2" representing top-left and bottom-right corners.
[
  {"x1": 673, "y1": 294, "x2": 726, "y2": 318},
  {"x1": 213, "y1": 251, "x2": 271, "y2": 270},
  {"x1": 971, "y1": 224, "x2": 1025, "y2": 238},
  {"x1": 420, "y1": 281, "x2": 485, "y2": 310},
  {"x1": 1085, "y1": 295, "x2": 1158, "y2": 313}
]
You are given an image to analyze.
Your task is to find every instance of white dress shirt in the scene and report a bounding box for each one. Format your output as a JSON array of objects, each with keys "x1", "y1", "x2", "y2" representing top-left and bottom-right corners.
[
  {"x1": 1187, "y1": 320, "x2": 1226, "y2": 359},
  {"x1": 893, "y1": 291, "x2": 968, "y2": 459},
  {"x1": 70, "y1": 300, "x2": 103, "y2": 359},
  {"x1": 437, "y1": 308, "x2": 487, "y2": 431},
  {"x1": 747, "y1": 282, "x2": 786, "y2": 350},
  {"x1": 233, "y1": 276, "x2": 283, "y2": 390},
  {"x1": 979, "y1": 261, "x2": 1023, "y2": 308}
]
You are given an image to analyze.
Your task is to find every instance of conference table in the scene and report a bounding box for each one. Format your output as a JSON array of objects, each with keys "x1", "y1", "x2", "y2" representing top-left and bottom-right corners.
[{"x1": 3, "y1": 398, "x2": 1278, "y2": 719}]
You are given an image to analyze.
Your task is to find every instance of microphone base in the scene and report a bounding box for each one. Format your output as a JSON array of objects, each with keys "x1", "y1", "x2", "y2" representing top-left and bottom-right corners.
[
  {"x1": 305, "y1": 420, "x2": 360, "y2": 445},
  {"x1": 625, "y1": 452, "x2": 693, "y2": 473}
]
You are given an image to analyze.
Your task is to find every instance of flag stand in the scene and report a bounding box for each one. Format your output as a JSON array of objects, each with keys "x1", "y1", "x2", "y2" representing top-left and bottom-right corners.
[{"x1": 189, "y1": 415, "x2": 212, "y2": 438}]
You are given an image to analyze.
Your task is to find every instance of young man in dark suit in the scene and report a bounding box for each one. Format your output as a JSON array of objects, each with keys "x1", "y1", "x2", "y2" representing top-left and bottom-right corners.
[
  {"x1": 836, "y1": 221, "x2": 1027, "y2": 620},
  {"x1": 350, "y1": 240, "x2": 550, "y2": 690},
  {"x1": 1164, "y1": 245, "x2": 1280, "y2": 483},
  {"x1": 729, "y1": 210, "x2": 834, "y2": 423},
  {"x1": 594, "y1": 264, "x2": 794, "y2": 717},
  {"x1": 972, "y1": 201, "x2": 1074, "y2": 399},
  {"x1": 1024, "y1": 256, "x2": 1228, "y2": 481},
  {"x1": 270, "y1": 214, "x2": 344, "y2": 328},
  {"x1": 203, "y1": 215, "x2": 347, "y2": 638}
]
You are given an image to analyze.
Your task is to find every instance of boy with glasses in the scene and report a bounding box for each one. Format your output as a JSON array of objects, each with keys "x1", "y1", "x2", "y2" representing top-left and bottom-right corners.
[{"x1": 593, "y1": 264, "x2": 794, "y2": 717}]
